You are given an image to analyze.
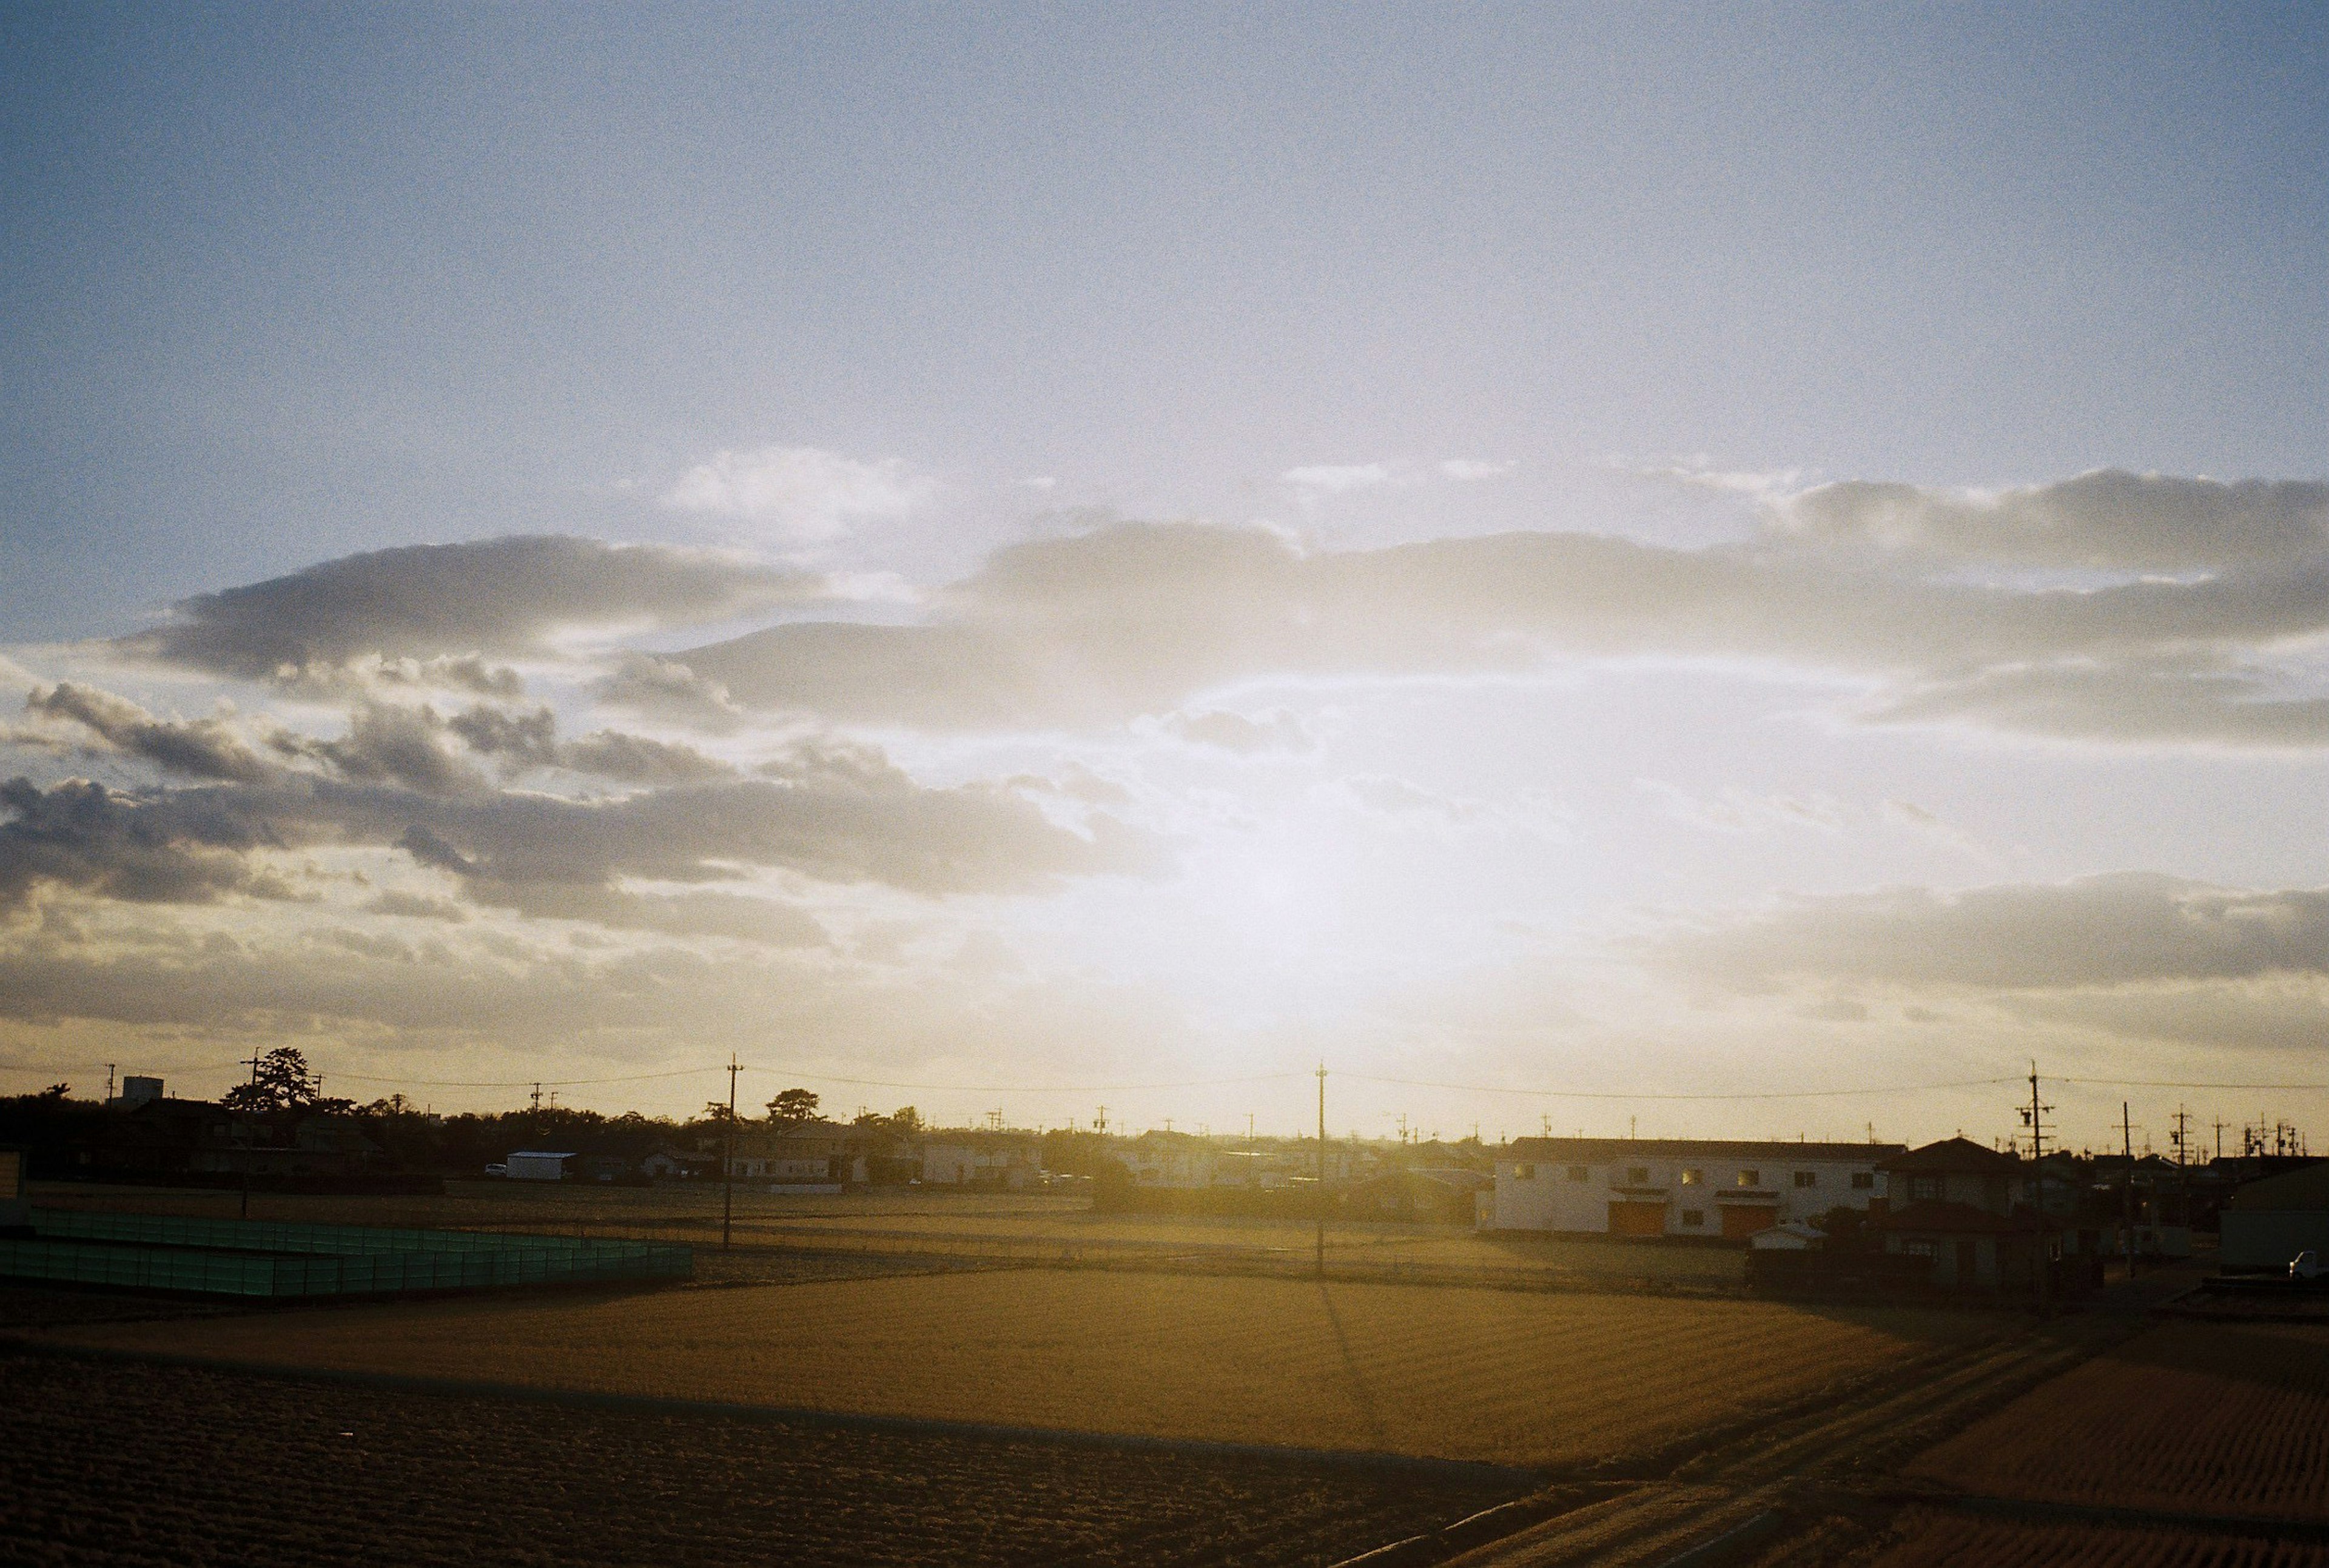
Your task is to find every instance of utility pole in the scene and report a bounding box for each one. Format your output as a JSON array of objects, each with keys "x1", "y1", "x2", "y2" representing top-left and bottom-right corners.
[
  {"x1": 2018, "y1": 1063, "x2": 2053, "y2": 1315},
  {"x1": 1094, "y1": 1105, "x2": 1107, "y2": 1136},
  {"x1": 1315, "y1": 1062, "x2": 1328, "y2": 1279},
  {"x1": 238, "y1": 1048, "x2": 262, "y2": 1221},
  {"x1": 104, "y1": 1064, "x2": 115, "y2": 1103},
  {"x1": 721, "y1": 1054, "x2": 738, "y2": 1252},
  {"x1": 2122, "y1": 1102, "x2": 2136, "y2": 1279},
  {"x1": 1246, "y1": 1113, "x2": 1255, "y2": 1145}
]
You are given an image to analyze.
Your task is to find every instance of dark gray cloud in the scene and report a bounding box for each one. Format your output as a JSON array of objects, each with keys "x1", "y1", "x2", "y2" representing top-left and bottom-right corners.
[
  {"x1": 0, "y1": 777, "x2": 285, "y2": 911},
  {"x1": 115, "y1": 536, "x2": 822, "y2": 683},
  {"x1": 0, "y1": 728, "x2": 1158, "y2": 917},
  {"x1": 25, "y1": 683, "x2": 274, "y2": 783}
]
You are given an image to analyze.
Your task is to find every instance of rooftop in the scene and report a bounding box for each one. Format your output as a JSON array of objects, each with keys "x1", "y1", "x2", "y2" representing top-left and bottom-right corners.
[{"x1": 1506, "y1": 1137, "x2": 1904, "y2": 1163}]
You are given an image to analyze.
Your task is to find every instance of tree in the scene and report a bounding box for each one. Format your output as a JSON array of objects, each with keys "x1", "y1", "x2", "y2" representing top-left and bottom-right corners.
[
  {"x1": 221, "y1": 1047, "x2": 349, "y2": 1116},
  {"x1": 765, "y1": 1087, "x2": 820, "y2": 1126}
]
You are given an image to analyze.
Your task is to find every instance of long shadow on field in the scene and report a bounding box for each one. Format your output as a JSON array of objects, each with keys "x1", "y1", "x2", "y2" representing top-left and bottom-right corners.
[{"x1": 1317, "y1": 1282, "x2": 1391, "y2": 1449}]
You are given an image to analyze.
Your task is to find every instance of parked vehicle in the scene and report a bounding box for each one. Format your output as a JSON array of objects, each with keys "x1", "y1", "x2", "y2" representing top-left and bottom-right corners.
[{"x1": 2291, "y1": 1250, "x2": 2323, "y2": 1281}]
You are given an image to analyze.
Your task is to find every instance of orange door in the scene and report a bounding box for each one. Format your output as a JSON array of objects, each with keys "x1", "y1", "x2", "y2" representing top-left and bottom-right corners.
[
  {"x1": 1608, "y1": 1200, "x2": 1668, "y2": 1236},
  {"x1": 1721, "y1": 1204, "x2": 1779, "y2": 1240}
]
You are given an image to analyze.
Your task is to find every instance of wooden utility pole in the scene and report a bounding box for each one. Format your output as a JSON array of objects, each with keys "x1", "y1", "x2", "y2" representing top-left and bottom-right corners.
[
  {"x1": 721, "y1": 1054, "x2": 738, "y2": 1252},
  {"x1": 2122, "y1": 1102, "x2": 2136, "y2": 1279},
  {"x1": 2020, "y1": 1063, "x2": 2052, "y2": 1315},
  {"x1": 1314, "y1": 1062, "x2": 1328, "y2": 1278}
]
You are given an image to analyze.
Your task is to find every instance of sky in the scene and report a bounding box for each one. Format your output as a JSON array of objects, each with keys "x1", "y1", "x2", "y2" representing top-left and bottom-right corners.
[{"x1": 3, "y1": 4, "x2": 2327, "y2": 1150}]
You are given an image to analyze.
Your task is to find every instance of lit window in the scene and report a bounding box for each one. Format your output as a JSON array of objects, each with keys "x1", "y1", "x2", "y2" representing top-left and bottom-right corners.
[
  {"x1": 1511, "y1": 1164, "x2": 1534, "y2": 1180},
  {"x1": 1681, "y1": 1210, "x2": 1704, "y2": 1227},
  {"x1": 1737, "y1": 1170, "x2": 1760, "y2": 1187},
  {"x1": 1793, "y1": 1171, "x2": 1817, "y2": 1188},
  {"x1": 1567, "y1": 1165, "x2": 1590, "y2": 1182},
  {"x1": 1851, "y1": 1172, "x2": 1875, "y2": 1190},
  {"x1": 1680, "y1": 1168, "x2": 1704, "y2": 1185}
]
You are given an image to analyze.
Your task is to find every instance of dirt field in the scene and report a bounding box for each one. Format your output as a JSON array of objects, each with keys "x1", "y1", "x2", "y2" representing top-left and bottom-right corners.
[
  {"x1": 1869, "y1": 1508, "x2": 2329, "y2": 1567},
  {"x1": 0, "y1": 1349, "x2": 1514, "y2": 1568},
  {"x1": 1904, "y1": 1321, "x2": 2329, "y2": 1522},
  {"x1": 52, "y1": 1269, "x2": 1991, "y2": 1469},
  {"x1": 29, "y1": 1181, "x2": 1751, "y2": 1290}
]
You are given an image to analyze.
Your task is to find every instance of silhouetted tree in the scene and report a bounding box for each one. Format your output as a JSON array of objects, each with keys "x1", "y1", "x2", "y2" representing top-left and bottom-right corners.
[{"x1": 765, "y1": 1087, "x2": 820, "y2": 1125}]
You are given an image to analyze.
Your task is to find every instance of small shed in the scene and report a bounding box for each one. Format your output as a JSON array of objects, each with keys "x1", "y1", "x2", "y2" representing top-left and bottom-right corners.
[
  {"x1": 1750, "y1": 1221, "x2": 1827, "y2": 1251},
  {"x1": 505, "y1": 1150, "x2": 577, "y2": 1182},
  {"x1": 2220, "y1": 1162, "x2": 2329, "y2": 1270}
]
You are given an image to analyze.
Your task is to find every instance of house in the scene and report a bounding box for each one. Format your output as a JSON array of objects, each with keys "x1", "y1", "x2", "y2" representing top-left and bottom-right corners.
[
  {"x1": 639, "y1": 1147, "x2": 714, "y2": 1181},
  {"x1": 1871, "y1": 1138, "x2": 2102, "y2": 1296},
  {"x1": 1348, "y1": 1166, "x2": 1489, "y2": 1224},
  {"x1": 1483, "y1": 1137, "x2": 1903, "y2": 1241},
  {"x1": 918, "y1": 1136, "x2": 1042, "y2": 1189},
  {"x1": 192, "y1": 1113, "x2": 385, "y2": 1181},
  {"x1": 728, "y1": 1121, "x2": 862, "y2": 1184},
  {"x1": 2219, "y1": 1162, "x2": 2329, "y2": 1271}
]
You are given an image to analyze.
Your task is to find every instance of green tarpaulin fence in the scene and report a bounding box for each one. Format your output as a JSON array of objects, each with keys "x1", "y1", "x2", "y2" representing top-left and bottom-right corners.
[{"x1": 0, "y1": 1208, "x2": 692, "y2": 1298}]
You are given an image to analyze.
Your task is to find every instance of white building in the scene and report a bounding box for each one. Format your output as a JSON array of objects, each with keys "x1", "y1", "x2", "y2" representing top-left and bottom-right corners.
[
  {"x1": 505, "y1": 1150, "x2": 577, "y2": 1181},
  {"x1": 1484, "y1": 1137, "x2": 1903, "y2": 1241},
  {"x1": 919, "y1": 1139, "x2": 1041, "y2": 1188}
]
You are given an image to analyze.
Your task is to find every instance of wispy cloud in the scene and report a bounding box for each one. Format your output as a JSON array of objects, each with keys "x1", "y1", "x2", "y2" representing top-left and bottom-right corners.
[{"x1": 663, "y1": 445, "x2": 936, "y2": 540}]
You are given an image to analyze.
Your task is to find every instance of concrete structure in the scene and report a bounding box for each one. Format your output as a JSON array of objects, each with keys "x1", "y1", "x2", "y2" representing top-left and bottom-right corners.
[
  {"x1": 1484, "y1": 1137, "x2": 1901, "y2": 1240},
  {"x1": 110, "y1": 1076, "x2": 164, "y2": 1108},
  {"x1": 2220, "y1": 1162, "x2": 2329, "y2": 1270},
  {"x1": 505, "y1": 1150, "x2": 577, "y2": 1181}
]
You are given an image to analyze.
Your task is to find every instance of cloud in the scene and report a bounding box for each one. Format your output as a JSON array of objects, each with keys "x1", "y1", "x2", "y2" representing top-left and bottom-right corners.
[
  {"x1": 0, "y1": 777, "x2": 286, "y2": 912},
  {"x1": 1767, "y1": 469, "x2": 2329, "y2": 572},
  {"x1": 594, "y1": 652, "x2": 746, "y2": 730},
  {"x1": 1282, "y1": 463, "x2": 1393, "y2": 497},
  {"x1": 363, "y1": 890, "x2": 471, "y2": 923},
  {"x1": 661, "y1": 496, "x2": 2329, "y2": 746},
  {"x1": 1438, "y1": 460, "x2": 1514, "y2": 482},
  {"x1": 115, "y1": 536, "x2": 821, "y2": 684},
  {"x1": 1662, "y1": 873, "x2": 2329, "y2": 993},
  {"x1": 25, "y1": 683, "x2": 274, "y2": 783},
  {"x1": 1638, "y1": 780, "x2": 1845, "y2": 835},
  {"x1": 1160, "y1": 709, "x2": 1310, "y2": 754},
  {"x1": 662, "y1": 446, "x2": 936, "y2": 540}
]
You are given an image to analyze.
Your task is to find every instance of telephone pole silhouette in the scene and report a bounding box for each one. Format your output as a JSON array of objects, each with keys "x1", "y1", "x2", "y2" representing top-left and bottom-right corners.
[
  {"x1": 721, "y1": 1054, "x2": 738, "y2": 1252},
  {"x1": 1314, "y1": 1062, "x2": 1328, "y2": 1278}
]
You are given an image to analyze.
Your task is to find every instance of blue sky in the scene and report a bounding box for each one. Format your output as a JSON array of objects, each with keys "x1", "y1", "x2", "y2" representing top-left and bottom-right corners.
[
  {"x1": 3, "y1": 5, "x2": 2328, "y2": 1144},
  {"x1": 8, "y1": 5, "x2": 2324, "y2": 631}
]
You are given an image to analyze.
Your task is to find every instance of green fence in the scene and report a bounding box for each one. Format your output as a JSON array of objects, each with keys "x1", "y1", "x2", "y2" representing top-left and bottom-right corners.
[{"x1": 0, "y1": 1208, "x2": 692, "y2": 1298}]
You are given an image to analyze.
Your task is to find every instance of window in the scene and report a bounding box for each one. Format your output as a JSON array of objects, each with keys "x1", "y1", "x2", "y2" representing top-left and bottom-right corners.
[
  {"x1": 1851, "y1": 1172, "x2": 1875, "y2": 1190},
  {"x1": 1511, "y1": 1164, "x2": 1534, "y2": 1180},
  {"x1": 1567, "y1": 1165, "x2": 1590, "y2": 1183},
  {"x1": 1681, "y1": 1210, "x2": 1704, "y2": 1227},
  {"x1": 1627, "y1": 1166, "x2": 1650, "y2": 1184},
  {"x1": 1737, "y1": 1169, "x2": 1760, "y2": 1187},
  {"x1": 1793, "y1": 1171, "x2": 1818, "y2": 1188},
  {"x1": 1910, "y1": 1175, "x2": 1943, "y2": 1203},
  {"x1": 1905, "y1": 1239, "x2": 1936, "y2": 1258},
  {"x1": 1680, "y1": 1168, "x2": 1704, "y2": 1185}
]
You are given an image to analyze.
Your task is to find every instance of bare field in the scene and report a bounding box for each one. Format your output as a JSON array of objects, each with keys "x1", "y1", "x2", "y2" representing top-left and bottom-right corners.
[
  {"x1": 1905, "y1": 1321, "x2": 2329, "y2": 1522},
  {"x1": 1870, "y1": 1509, "x2": 2329, "y2": 1568},
  {"x1": 54, "y1": 1268, "x2": 1992, "y2": 1468},
  {"x1": 0, "y1": 1349, "x2": 1510, "y2": 1568},
  {"x1": 29, "y1": 1181, "x2": 1748, "y2": 1288}
]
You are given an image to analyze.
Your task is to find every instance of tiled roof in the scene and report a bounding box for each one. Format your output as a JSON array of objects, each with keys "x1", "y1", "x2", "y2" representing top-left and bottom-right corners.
[
  {"x1": 1505, "y1": 1137, "x2": 1903, "y2": 1162},
  {"x1": 1881, "y1": 1137, "x2": 2023, "y2": 1174}
]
